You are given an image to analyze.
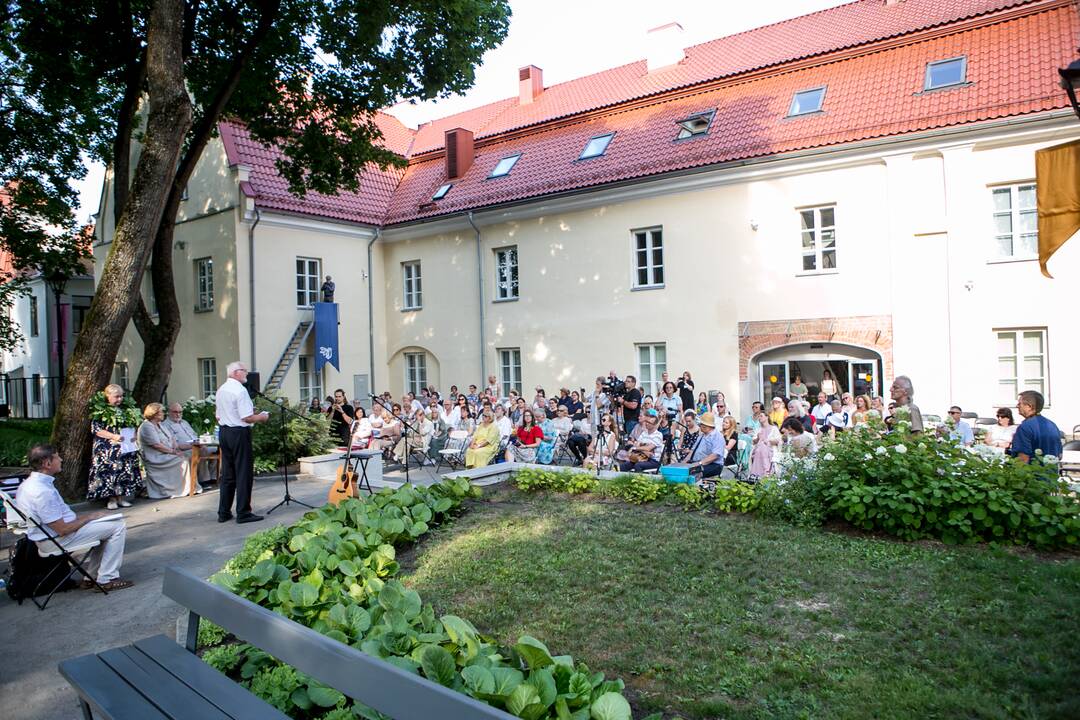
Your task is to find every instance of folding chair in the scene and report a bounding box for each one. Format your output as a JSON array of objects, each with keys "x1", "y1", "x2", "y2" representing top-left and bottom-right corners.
[
  {"x1": 725, "y1": 433, "x2": 754, "y2": 482},
  {"x1": 551, "y1": 432, "x2": 573, "y2": 466},
  {"x1": 436, "y1": 430, "x2": 470, "y2": 473},
  {"x1": 488, "y1": 436, "x2": 509, "y2": 466},
  {"x1": 0, "y1": 489, "x2": 108, "y2": 609}
]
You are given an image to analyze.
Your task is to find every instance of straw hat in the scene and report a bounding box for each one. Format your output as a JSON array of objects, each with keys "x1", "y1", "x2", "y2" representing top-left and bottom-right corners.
[{"x1": 698, "y1": 412, "x2": 717, "y2": 428}]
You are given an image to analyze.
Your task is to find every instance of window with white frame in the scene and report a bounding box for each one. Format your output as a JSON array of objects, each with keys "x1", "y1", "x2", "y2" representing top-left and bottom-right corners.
[
  {"x1": 499, "y1": 348, "x2": 522, "y2": 397},
  {"x1": 924, "y1": 56, "x2": 966, "y2": 91},
  {"x1": 404, "y1": 352, "x2": 427, "y2": 396},
  {"x1": 198, "y1": 357, "x2": 217, "y2": 399},
  {"x1": 675, "y1": 110, "x2": 714, "y2": 140},
  {"x1": 991, "y1": 184, "x2": 1037, "y2": 259},
  {"x1": 489, "y1": 154, "x2": 521, "y2": 178},
  {"x1": 29, "y1": 295, "x2": 38, "y2": 337},
  {"x1": 632, "y1": 227, "x2": 664, "y2": 288},
  {"x1": 799, "y1": 206, "x2": 837, "y2": 273},
  {"x1": 495, "y1": 247, "x2": 519, "y2": 300},
  {"x1": 298, "y1": 355, "x2": 322, "y2": 405},
  {"x1": 113, "y1": 362, "x2": 130, "y2": 391},
  {"x1": 402, "y1": 261, "x2": 422, "y2": 310},
  {"x1": 296, "y1": 257, "x2": 321, "y2": 307},
  {"x1": 788, "y1": 87, "x2": 826, "y2": 116},
  {"x1": 579, "y1": 133, "x2": 614, "y2": 160},
  {"x1": 195, "y1": 257, "x2": 214, "y2": 311},
  {"x1": 637, "y1": 343, "x2": 667, "y2": 397},
  {"x1": 996, "y1": 329, "x2": 1048, "y2": 406}
]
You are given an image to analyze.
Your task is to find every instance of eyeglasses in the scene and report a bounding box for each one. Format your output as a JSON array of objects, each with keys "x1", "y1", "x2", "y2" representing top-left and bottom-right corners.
[{"x1": 949, "y1": 411, "x2": 961, "y2": 415}]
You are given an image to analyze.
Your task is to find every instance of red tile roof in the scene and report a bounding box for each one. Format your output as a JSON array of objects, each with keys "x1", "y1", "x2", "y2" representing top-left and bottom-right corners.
[{"x1": 221, "y1": 0, "x2": 1076, "y2": 228}]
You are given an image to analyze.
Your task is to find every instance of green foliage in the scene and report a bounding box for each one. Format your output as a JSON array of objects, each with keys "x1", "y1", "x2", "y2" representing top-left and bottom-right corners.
[
  {"x1": 88, "y1": 390, "x2": 142, "y2": 429},
  {"x1": 712, "y1": 480, "x2": 758, "y2": 514},
  {"x1": 252, "y1": 394, "x2": 335, "y2": 469},
  {"x1": 0, "y1": 419, "x2": 53, "y2": 466},
  {"x1": 812, "y1": 428, "x2": 1080, "y2": 548},
  {"x1": 599, "y1": 474, "x2": 666, "y2": 504},
  {"x1": 182, "y1": 396, "x2": 218, "y2": 435},
  {"x1": 513, "y1": 468, "x2": 598, "y2": 494},
  {"x1": 205, "y1": 479, "x2": 633, "y2": 719},
  {"x1": 667, "y1": 482, "x2": 705, "y2": 510},
  {"x1": 197, "y1": 621, "x2": 228, "y2": 650}
]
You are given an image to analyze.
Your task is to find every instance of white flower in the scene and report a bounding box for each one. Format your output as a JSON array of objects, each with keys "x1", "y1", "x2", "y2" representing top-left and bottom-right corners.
[
  {"x1": 893, "y1": 444, "x2": 908, "y2": 454},
  {"x1": 936, "y1": 468, "x2": 946, "y2": 476},
  {"x1": 957, "y1": 460, "x2": 966, "y2": 467},
  {"x1": 864, "y1": 453, "x2": 873, "y2": 461},
  {"x1": 1043, "y1": 455, "x2": 1060, "y2": 465},
  {"x1": 875, "y1": 446, "x2": 888, "y2": 456},
  {"x1": 917, "y1": 443, "x2": 926, "y2": 450},
  {"x1": 823, "y1": 453, "x2": 835, "y2": 461}
]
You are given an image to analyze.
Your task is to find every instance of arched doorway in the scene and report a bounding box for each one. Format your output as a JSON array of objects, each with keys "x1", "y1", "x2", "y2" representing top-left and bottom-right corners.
[{"x1": 752, "y1": 342, "x2": 883, "y2": 403}]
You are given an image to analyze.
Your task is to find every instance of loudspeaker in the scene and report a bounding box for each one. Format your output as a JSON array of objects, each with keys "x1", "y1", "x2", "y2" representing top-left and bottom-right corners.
[{"x1": 243, "y1": 371, "x2": 261, "y2": 399}]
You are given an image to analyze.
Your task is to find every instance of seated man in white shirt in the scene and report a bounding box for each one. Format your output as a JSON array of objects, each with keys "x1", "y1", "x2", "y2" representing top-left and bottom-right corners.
[
  {"x1": 493, "y1": 404, "x2": 513, "y2": 443},
  {"x1": 164, "y1": 403, "x2": 215, "y2": 487},
  {"x1": 618, "y1": 410, "x2": 663, "y2": 473},
  {"x1": 16, "y1": 444, "x2": 133, "y2": 592}
]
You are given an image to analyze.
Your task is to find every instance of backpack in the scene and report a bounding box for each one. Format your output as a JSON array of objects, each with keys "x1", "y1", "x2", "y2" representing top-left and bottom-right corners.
[{"x1": 5, "y1": 536, "x2": 77, "y2": 604}]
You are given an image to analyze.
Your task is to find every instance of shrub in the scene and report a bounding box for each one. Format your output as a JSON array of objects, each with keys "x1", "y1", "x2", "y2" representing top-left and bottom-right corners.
[
  {"x1": 753, "y1": 459, "x2": 830, "y2": 528},
  {"x1": 513, "y1": 468, "x2": 599, "y2": 495},
  {"x1": 667, "y1": 482, "x2": 704, "y2": 510},
  {"x1": 713, "y1": 480, "x2": 758, "y2": 514},
  {"x1": 252, "y1": 393, "x2": 335, "y2": 469},
  {"x1": 600, "y1": 474, "x2": 667, "y2": 504},
  {"x1": 0, "y1": 419, "x2": 52, "y2": 466},
  {"x1": 182, "y1": 395, "x2": 218, "y2": 435}
]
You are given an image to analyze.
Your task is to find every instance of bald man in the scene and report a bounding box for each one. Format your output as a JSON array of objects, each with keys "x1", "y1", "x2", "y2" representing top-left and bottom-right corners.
[{"x1": 163, "y1": 403, "x2": 212, "y2": 490}]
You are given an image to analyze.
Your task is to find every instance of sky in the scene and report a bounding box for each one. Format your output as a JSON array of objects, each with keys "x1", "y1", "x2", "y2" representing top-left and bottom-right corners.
[{"x1": 71, "y1": 0, "x2": 850, "y2": 223}]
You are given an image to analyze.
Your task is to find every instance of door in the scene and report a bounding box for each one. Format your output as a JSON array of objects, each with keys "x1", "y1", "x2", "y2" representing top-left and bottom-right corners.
[
  {"x1": 760, "y1": 362, "x2": 789, "y2": 404},
  {"x1": 851, "y1": 362, "x2": 876, "y2": 398}
]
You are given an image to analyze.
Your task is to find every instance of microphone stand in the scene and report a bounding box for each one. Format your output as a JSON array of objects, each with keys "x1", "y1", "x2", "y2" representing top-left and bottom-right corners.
[
  {"x1": 250, "y1": 389, "x2": 316, "y2": 515},
  {"x1": 369, "y1": 394, "x2": 417, "y2": 485}
]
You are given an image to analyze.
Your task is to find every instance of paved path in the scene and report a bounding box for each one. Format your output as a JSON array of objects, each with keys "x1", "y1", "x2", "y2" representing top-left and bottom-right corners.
[{"x1": 0, "y1": 472, "x2": 362, "y2": 720}]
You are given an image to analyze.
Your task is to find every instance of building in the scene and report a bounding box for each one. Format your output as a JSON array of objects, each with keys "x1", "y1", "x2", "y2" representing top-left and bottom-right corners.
[{"x1": 94, "y1": 0, "x2": 1080, "y2": 430}]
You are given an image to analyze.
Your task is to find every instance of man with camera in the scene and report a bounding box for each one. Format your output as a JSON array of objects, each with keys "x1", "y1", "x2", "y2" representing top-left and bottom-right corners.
[
  {"x1": 617, "y1": 375, "x2": 642, "y2": 435},
  {"x1": 326, "y1": 389, "x2": 355, "y2": 445},
  {"x1": 618, "y1": 408, "x2": 662, "y2": 473}
]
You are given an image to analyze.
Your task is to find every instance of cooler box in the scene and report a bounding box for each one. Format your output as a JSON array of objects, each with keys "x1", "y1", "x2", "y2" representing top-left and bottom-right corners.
[{"x1": 659, "y1": 464, "x2": 695, "y2": 484}]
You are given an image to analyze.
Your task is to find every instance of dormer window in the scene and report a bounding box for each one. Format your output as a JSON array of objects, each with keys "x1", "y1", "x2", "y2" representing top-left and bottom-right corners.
[
  {"x1": 676, "y1": 110, "x2": 714, "y2": 140},
  {"x1": 432, "y1": 183, "x2": 452, "y2": 201},
  {"x1": 579, "y1": 133, "x2": 614, "y2": 160},
  {"x1": 788, "y1": 87, "x2": 826, "y2": 117},
  {"x1": 489, "y1": 154, "x2": 521, "y2": 178},
  {"x1": 924, "y1": 56, "x2": 967, "y2": 90}
]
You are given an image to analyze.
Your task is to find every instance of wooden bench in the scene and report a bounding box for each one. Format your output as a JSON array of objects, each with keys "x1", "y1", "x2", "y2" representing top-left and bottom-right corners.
[{"x1": 59, "y1": 566, "x2": 513, "y2": 719}]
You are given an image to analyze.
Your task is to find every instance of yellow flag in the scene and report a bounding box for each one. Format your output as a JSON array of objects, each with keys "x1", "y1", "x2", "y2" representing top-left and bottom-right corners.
[{"x1": 1035, "y1": 139, "x2": 1080, "y2": 278}]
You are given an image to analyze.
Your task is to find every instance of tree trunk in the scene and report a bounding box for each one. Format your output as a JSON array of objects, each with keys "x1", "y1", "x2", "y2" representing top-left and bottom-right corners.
[{"x1": 51, "y1": 0, "x2": 192, "y2": 500}]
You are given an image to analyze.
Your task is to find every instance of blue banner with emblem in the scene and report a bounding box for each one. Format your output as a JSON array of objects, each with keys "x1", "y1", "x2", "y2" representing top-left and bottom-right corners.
[{"x1": 313, "y1": 302, "x2": 339, "y2": 372}]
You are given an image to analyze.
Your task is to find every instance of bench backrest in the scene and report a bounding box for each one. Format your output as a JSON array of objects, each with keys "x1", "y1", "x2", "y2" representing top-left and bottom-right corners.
[{"x1": 163, "y1": 567, "x2": 512, "y2": 720}]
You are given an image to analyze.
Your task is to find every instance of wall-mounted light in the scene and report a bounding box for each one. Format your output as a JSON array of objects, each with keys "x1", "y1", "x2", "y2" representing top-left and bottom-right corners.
[
  {"x1": 174, "y1": 240, "x2": 187, "y2": 251},
  {"x1": 963, "y1": 280, "x2": 974, "y2": 292},
  {"x1": 750, "y1": 219, "x2": 759, "y2": 231}
]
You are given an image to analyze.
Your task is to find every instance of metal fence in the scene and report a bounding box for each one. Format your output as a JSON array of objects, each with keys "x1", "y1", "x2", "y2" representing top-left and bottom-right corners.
[{"x1": 0, "y1": 374, "x2": 63, "y2": 419}]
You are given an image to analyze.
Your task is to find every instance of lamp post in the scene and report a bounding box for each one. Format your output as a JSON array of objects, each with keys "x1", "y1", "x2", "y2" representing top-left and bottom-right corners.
[
  {"x1": 1060, "y1": 57, "x2": 1080, "y2": 119},
  {"x1": 45, "y1": 271, "x2": 68, "y2": 389}
]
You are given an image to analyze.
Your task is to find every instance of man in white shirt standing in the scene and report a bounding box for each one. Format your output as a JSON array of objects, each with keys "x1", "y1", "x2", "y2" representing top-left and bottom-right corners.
[
  {"x1": 16, "y1": 444, "x2": 132, "y2": 592},
  {"x1": 810, "y1": 392, "x2": 832, "y2": 432},
  {"x1": 216, "y1": 361, "x2": 270, "y2": 524}
]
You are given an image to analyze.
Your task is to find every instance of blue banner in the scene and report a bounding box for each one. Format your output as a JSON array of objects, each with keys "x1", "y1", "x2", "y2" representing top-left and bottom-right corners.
[{"x1": 313, "y1": 302, "x2": 339, "y2": 372}]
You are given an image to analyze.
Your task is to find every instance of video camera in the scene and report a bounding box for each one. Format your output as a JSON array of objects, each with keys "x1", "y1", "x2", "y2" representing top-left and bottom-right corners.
[{"x1": 602, "y1": 376, "x2": 627, "y2": 399}]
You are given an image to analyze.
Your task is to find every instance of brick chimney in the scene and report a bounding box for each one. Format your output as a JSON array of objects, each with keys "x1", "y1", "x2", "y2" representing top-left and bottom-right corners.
[
  {"x1": 444, "y1": 127, "x2": 474, "y2": 180},
  {"x1": 519, "y1": 65, "x2": 543, "y2": 105},
  {"x1": 646, "y1": 22, "x2": 685, "y2": 73}
]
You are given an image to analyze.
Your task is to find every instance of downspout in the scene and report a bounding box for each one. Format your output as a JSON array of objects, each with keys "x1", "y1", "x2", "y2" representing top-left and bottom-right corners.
[
  {"x1": 248, "y1": 207, "x2": 261, "y2": 370},
  {"x1": 467, "y1": 211, "x2": 487, "y2": 382},
  {"x1": 367, "y1": 228, "x2": 380, "y2": 395}
]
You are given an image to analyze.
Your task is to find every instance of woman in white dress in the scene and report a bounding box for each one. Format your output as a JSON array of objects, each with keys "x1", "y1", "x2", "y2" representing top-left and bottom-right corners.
[
  {"x1": 137, "y1": 403, "x2": 191, "y2": 498},
  {"x1": 985, "y1": 408, "x2": 1017, "y2": 452}
]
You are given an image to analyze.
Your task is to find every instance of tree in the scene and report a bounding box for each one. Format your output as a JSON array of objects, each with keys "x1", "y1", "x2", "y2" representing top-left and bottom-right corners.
[{"x1": 1, "y1": 0, "x2": 510, "y2": 497}]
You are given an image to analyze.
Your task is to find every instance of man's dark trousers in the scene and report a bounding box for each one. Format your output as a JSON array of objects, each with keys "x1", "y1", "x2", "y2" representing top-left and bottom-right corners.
[{"x1": 219, "y1": 426, "x2": 254, "y2": 518}]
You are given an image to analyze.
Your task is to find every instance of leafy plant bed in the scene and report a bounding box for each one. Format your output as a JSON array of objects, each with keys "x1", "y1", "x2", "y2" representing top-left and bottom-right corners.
[{"x1": 405, "y1": 491, "x2": 1080, "y2": 719}]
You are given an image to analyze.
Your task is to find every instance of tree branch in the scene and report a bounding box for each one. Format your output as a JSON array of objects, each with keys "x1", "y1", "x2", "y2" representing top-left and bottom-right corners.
[{"x1": 111, "y1": 0, "x2": 148, "y2": 225}]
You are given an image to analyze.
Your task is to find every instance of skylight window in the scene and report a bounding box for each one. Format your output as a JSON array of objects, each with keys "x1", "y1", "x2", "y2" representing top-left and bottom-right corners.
[
  {"x1": 489, "y1": 154, "x2": 521, "y2": 178},
  {"x1": 432, "y1": 183, "x2": 452, "y2": 201},
  {"x1": 788, "y1": 87, "x2": 826, "y2": 116},
  {"x1": 579, "y1": 133, "x2": 615, "y2": 160},
  {"x1": 924, "y1": 57, "x2": 967, "y2": 90},
  {"x1": 676, "y1": 110, "x2": 715, "y2": 140}
]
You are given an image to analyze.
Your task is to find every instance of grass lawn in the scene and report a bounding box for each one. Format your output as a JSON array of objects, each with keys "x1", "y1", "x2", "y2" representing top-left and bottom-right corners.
[{"x1": 402, "y1": 489, "x2": 1080, "y2": 720}]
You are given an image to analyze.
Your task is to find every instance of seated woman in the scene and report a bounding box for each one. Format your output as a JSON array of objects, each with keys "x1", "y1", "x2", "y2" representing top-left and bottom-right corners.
[
  {"x1": 393, "y1": 407, "x2": 433, "y2": 464},
  {"x1": 507, "y1": 410, "x2": 544, "y2": 463},
  {"x1": 137, "y1": 402, "x2": 191, "y2": 498},
  {"x1": 583, "y1": 413, "x2": 620, "y2": 470},
  {"x1": 985, "y1": 408, "x2": 1017, "y2": 452},
  {"x1": 769, "y1": 397, "x2": 788, "y2": 427},
  {"x1": 676, "y1": 412, "x2": 701, "y2": 462},
  {"x1": 535, "y1": 412, "x2": 559, "y2": 464},
  {"x1": 720, "y1": 416, "x2": 739, "y2": 472},
  {"x1": 375, "y1": 407, "x2": 401, "y2": 459},
  {"x1": 851, "y1": 395, "x2": 872, "y2": 427},
  {"x1": 750, "y1": 412, "x2": 781, "y2": 477},
  {"x1": 781, "y1": 417, "x2": 817, "y2": 458},
  {"x1": 695, "y1": 392, "x2": 709, "y2": 416},
  {"x1": 465, "y1": 409, "x2": 501, "y2": 468},
  {"x1": 350, "y1": 405, "x2": 373, "y2": 448}
]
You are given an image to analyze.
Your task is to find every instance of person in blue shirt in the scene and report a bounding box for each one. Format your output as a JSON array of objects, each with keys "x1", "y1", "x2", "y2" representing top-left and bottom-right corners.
[
  {"x1": 944, "y1": 406, "x2": 974, "y2": 446},
  {"x1": 1007, "y1": 391, "x2": 1062, "y2": 463}
]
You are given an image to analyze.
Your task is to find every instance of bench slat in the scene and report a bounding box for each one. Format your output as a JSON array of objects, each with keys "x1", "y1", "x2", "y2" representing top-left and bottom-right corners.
[
  {"x1": 58, "y1": 654, "x2": 170, "y2": 720},
  {"x1": 98, "y1": 646, "x2": 234, "y2": 720},
  {"x1": 133, "y1": 635, "x2": 289, "y2": 720},
  {"x1": 163, "y1": 567, "x2": 514, "y2": 719}
]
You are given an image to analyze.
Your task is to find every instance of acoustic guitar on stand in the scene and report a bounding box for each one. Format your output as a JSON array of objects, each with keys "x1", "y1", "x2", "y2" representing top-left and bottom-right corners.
[{"x1": 328, "y1": 420, "x2": 361, "y2": 505}]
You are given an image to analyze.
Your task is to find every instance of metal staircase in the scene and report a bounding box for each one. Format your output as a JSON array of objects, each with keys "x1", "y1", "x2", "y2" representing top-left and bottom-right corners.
[{"x1": 264, "y1": 319, "x2": 313, "y2": 393}]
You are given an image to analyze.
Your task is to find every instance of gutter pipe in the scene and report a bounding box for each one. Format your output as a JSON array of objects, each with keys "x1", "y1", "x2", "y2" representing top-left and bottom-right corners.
[
  {"x1": 467, "y1": 211, "x2": 486, "y2": 382},
  {"x1": 368, "y1": 228, "x2": 380, "y2": 396},
  {"x1": 248, "y1": 206, "x2": 261, "y2": 370}
]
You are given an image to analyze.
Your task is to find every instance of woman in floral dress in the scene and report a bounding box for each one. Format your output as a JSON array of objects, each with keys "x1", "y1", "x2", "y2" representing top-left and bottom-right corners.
[{"x1": 87, "y1": 384, "x2": 144, "y2": 509}]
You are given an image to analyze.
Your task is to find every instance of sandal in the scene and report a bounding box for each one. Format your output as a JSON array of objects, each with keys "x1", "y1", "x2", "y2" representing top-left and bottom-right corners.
[{"x1": 93, "y1": 578, "x2": 135, "y2": 592}]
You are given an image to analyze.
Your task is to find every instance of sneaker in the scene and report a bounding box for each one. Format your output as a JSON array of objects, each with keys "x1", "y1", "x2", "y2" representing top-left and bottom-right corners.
[
  {"x1": 106, "y1": 499, "x2": 118, "y2": 510},
  {"x1": 118, "y1": 499, "x2": 133, "y2": 508}
]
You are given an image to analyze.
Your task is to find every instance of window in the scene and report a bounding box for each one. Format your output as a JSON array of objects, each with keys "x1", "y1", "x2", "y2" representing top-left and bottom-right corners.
[
  {"x1": 996, "y1": 329, "x2": 1048, "y2": 405},
  {"x1": 296, "y1": 257, "x2": 320, "y2": 307},
  {"x1": 402, "y1": 261, "x2": 422, "y2": 310},
  {"x1": 113, "y1": 362, "x2": 129, "y2": 391},
  {"x1": 991, "y1": 184, "x2": 1037, "y2": 259},
  {"x1": 788, "y1": 87, "x2": 826, "y2": 116},
  {"x1": 632, "y1": 227, "x2": 664, "y2": 288},
  {"x1": 404, "y1": 352, "x2": 427, "y2": 396},
  {"x1": 637, "y1": 343, "x2": 667, "y2": 398},
  {"x1": 298, "y1": 355, "x2": 322, "y2": 405},
  {"x1": 579, "y1": 133, "x2": 614, "y2": 160},
  {"x1": 499, "y1": 348, "x2": 522, "y2": 397},
  {"x1": 675, "y1": 110, "x2": 714, "y2": 140},
  {"x1": 29, "y1": 295, "x2": 38, "y2": 337},
  {"x1": 924, "y1": 57, "x2": 966, "y2": 90},
  {"x1": 432, "y1": 183, "x2": 453, "y2": 201},
  {"x1": 799, "y1": 206, "x2": 837, "y2": 273},
  {"x1": 195, "y1": 257, "x2": 214, "y2": 311},
  {"x1": 198, "y1": 357, "x2": 217, "y2": 399},
  {"x1": 489, "y1": 154, "x2": 521, "y2": 178},
  {"x1": 31, "y1": 373, "x2": 42, "y2": 404},
  {"x1": 72, "y1": 297, "x2": 91, "y2": 334},
  {"x1": 495, "y1": 246, "x2": 519, "y2": 300}
]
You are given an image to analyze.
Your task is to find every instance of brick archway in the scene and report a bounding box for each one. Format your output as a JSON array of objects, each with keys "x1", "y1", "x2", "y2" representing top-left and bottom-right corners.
[{"x1": 738, "y1": 315, "x2": 894, "y2": 381}]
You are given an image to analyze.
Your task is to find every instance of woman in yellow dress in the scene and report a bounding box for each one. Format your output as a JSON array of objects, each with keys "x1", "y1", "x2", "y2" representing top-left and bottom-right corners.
[{"x1": 465, "y1": 409, "x2": 500, "y2": 468}]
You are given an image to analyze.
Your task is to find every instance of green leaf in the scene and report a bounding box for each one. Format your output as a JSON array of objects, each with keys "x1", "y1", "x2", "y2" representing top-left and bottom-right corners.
[
  {"x1": 462, "y1": 665, "x2": 496, "y2": 695},
  {"x1": 251, "y1": 559, "x2": 275, "y2": 586},
  {"x1": 556, "y1": 697, "x2": 574, "y2": 720},
  {"x1": 491, "y1": 667, "x2": 525, "y2": 696},
  {"x1": 290, "y1": 687, "x2": 312, "y2": 710},
  {"x1": 526, "y1": 667, "x2": 557, "y2": 707},
  {"x1": 378, "y1": 582, "x2": 405, "y2": 611},
  {"x1": 347, "y1": 606, "x2": 372, "y2": 636},
  {"x1": 289, "y1": 582, "x2": 319, "y2": 607},
  {"x1": 568, "y1": 672, "x2": 592, "y2": 699},
  {"x1": 507, "y1": 684, "x2": 541, "y2": 716},
  {"x1": 420, "y1": 645, "x2": 457, "y2": 687},
  {"x1": 590, "y1": 692, "x2": 632, "y2": 720},
  {"x1": 514, "y1": 635, "x2": 555, "y2": 669},
  {"x1": 385, "y1": 656, "x2": 420, "y2": 674},
  {"x1": 307, "y1": 682, "x2": 345, "y2": 708},
  {"x1": 338, "y1": 559, "x2": 360, "y2": 577}
]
